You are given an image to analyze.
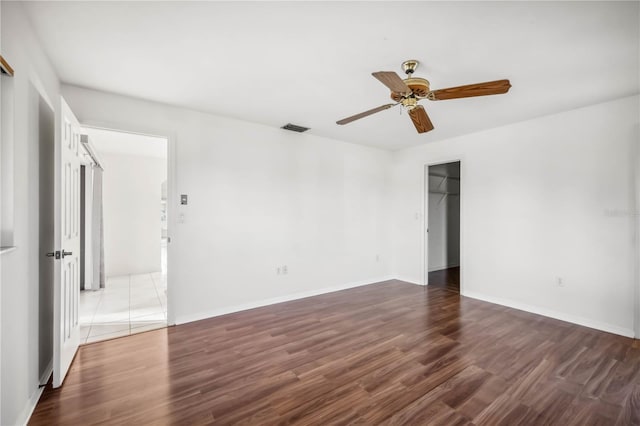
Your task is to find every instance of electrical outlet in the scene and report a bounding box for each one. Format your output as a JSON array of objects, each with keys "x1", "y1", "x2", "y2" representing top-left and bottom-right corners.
[
  {"x1": 282, "y1": 265, "x2": 288, "y2": 275},
  {"x1": 556, "y1": 277, "x2": 564, "y2": 287}
]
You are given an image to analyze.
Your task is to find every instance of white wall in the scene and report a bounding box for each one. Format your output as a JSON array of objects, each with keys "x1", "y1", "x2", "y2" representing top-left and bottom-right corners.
[
  {"x1": 100, "y1": 152, "x2": 166, "y2": 277},
  {"x1": 61, "y1": 85, "x2": 394, "y2": 325},
  {"x1": 0, "y1": 2, "x2": 61, "y2": 425},
  {"x1": 392, "y1": 95, "x2": 639, "y2": 337}
]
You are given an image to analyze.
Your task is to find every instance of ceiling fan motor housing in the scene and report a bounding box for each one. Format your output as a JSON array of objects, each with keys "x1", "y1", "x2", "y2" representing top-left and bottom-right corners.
[{"x1": 390, "y1": 77, "x2": 431, "y2": 102}]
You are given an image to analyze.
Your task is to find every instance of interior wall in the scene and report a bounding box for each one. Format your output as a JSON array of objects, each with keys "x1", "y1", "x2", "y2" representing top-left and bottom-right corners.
[
  {"x1": 392, "y1": 95, "x2": 640, "y2": 337},
  {"x1": 61, "y1": 84, "x2": 393, "y2": 325},
  {"x1": 100, "y1": 151, "x2": 166, "y2": 277},
  {"x1": 0, "y1": 2, "x2": 61, "y2": 425}
]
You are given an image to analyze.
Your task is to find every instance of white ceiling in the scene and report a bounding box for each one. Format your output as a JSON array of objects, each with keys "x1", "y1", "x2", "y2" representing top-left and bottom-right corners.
[
  {"x1": 24, "y1": 1, "x2": 639, "y2": 150},
  {"x1": 83, "y1": 127, "x2": 167, "y2": 159}
]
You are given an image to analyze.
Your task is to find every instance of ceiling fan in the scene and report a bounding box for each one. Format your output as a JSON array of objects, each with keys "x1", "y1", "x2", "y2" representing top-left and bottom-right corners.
[{"x1": 336, "y1": 60, "x2": 511, "y2": 134}]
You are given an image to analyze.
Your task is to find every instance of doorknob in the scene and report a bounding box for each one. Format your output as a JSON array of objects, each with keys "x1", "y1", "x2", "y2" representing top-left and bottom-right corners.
[{"x1": 61, "y1": 250, "x2": 73, "y2": 258}]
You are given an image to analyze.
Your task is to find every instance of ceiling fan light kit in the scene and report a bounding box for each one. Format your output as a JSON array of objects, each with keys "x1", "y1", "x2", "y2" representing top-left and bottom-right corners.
[{"x1": 337, "y1": 59, "x2": 511, "y2": 134}]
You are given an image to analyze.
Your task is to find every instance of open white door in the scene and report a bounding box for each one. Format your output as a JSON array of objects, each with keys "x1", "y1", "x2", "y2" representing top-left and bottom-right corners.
[{"x1": 53, "y1": 98, "x2": 82, "y2": 387}]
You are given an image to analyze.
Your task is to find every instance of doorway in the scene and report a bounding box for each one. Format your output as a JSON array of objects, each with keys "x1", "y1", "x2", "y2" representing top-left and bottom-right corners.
[
  {"x1": 78, "y1": 127, "x2": 168, "y2": 344},
  {"x1": 426, "y1": 161, "x2": 460, "y2": 292}
]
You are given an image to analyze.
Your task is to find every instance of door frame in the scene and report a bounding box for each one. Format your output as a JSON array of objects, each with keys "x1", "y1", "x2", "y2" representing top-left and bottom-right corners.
[
  {"x1": 78, "y1": 123, "x2": 177, "y2": 326},
  {"x1": 422, "y1": 157, "x2": 464, "y2": 293}
]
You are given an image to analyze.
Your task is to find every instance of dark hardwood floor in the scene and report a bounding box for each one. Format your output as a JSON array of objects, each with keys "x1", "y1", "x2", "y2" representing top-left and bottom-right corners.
[
  {"x1": 428, "y1": 267, "x2": 460, "y2": 293},
  {"x1": 30, "y1": 280, "x2": 639, "y2": 425}
]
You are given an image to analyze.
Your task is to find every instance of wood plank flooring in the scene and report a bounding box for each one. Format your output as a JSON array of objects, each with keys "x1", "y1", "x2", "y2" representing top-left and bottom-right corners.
[
  {"x1": 30, "y1": 280, "x2": 640, "y2": 425},
  {"x1": 428, "y1": 267, "x2": 460, "y2": 293}
]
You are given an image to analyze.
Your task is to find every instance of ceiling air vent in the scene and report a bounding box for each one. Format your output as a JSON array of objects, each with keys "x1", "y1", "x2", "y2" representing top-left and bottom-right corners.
[{"x1": 281, "y1": 123, "x2": 310, "y2": 133}]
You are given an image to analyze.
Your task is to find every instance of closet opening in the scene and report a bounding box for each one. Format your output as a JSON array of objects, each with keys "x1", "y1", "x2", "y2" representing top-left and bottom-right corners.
[{"x1": 426, "y1": 161, "x2": 460, "y2": 293}]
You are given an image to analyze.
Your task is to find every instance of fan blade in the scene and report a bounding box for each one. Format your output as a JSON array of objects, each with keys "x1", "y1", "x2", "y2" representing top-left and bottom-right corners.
[
  {"x1": 408, "y1": 105, "x2": 434, "y2": 134},
  {"x1": 336, "y1": 103, "x2": 396, "y2": 125},
  {"x1": 372, "y1": 71, "x2": 412, "y2": 94},
  {"x1": 428, "y1": 79, "x2": 511, "y2": 101}
]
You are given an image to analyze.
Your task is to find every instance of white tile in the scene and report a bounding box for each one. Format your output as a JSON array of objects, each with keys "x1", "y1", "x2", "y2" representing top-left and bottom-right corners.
[
  {"x1": 88, "y1": 322, "x2": 130, "y2": 338},
  {"x1": 129, "y1": 306, "x2": 164, "y2": 319},
  {"x1": 130, "y1": 273, "x2": 153, "y2": 284},
  {"x1": 80, "y1": 289, "x2": 103, "y2": 300},
  {"x1": 79, "y1": 312, "x2": 97, "y2": 325},
  {"x1": 85, "y1": 329, "x2": 131, "y2": 344},
  {"x1": 130, "y1": 286, "x2": 158, "y2": 299},
  {"x1": 130, "y1": 311, "x2": 166, "y2": 323},
  {"x1": 80, "y1": 325, "x2": 91, "y2": 340},
  {"x1": 158, "y1": 294, "x2": 167, "y2": 311},
  {"x1": 92, "y1": 311, "x2": 129, "y2": 323},
  {"x1": 96, "y1": 301, "x2": 129, "y2": 315},
  {"x1": 130, "y1": 289, "x2": 160, "y2": 302},
  {"x1": 130, "y1": 322, "x2": 166, "y2": 334},
  {"x1": 106, "y1": 276, "x2": 129, "y2": 288},
  {"x1": 103, "y1": 285, "x2": 130, "y2": 296},
  {"x1": 99, "y1": 292, "x2": 129, "y2": 305},
  {"x1": 78, "y1": 272, "x2": 169, "y2": 340}
]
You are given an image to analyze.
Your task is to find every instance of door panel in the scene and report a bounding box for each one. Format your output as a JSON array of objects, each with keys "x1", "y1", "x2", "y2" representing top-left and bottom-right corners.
[{"x1": 54, "y1": 98, "x2": 82, "y2": 388}]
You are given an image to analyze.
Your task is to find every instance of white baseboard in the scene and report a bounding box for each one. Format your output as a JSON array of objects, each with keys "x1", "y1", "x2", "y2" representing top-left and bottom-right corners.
[
  {"x1": 176, "y1": 277, "x2": 634, "y2": 338},
  {"x1": 17, "y1": 361, "x2": 52, "y2": 426},
  {"x1": 175, "y1": 276, "x2": 396, "y2": 325},
  {"x1": 17, "y1": 385, "x2": 46, "y2": 426},
  {"x1": 394, "y1": 276, "x2": 423, "y2": 286},
  {"x1": 462, "y1": 290, "x2": 635, "y2": 338}
]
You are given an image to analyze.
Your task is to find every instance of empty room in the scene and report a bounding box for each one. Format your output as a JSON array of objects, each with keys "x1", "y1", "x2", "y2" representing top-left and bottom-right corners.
[{"x1": 0, "y1": 1, "x2": 639, "y2": 425}]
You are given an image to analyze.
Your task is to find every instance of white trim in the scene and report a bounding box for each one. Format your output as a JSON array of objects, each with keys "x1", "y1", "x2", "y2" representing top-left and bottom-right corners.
[
  {"x1": 394, "y1": 276, "x2": 422, "y2": 286},
  {"x1": 16, "y1": 386, "x2": 45, "y2": 426},
  {"x1": 79, "y1": 122, "x2": 177, "y2": 327},
  {"x1": 175, "y1": 276, "x2": 395, "y2": 325},
  {"x1": 462, "y1": 290, "x2": 635, "y2": 338},
  {"x1": 422, "y1": 157, "x2": 465, "y2": 290}
]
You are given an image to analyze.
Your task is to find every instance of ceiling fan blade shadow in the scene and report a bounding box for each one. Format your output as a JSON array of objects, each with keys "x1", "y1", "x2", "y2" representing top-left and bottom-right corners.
[
  {"x1": 429, "y1": 79, "x2": 511, "y2": 100},
  {"x1": 336, "y1": 103, "x2": 397, "y2": 125},
  {"x1": 408, "y1": 105, "x2": 434, "y2": 134}
]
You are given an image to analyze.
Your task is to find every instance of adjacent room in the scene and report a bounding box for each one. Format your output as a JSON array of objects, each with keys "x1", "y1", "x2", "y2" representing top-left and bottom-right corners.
[
  {"x1": 0, "y1": 1, "x2": 638, "y2": 425},
  {"x1": 78, "y1": 128, "x2": 168, "y2": 344}
]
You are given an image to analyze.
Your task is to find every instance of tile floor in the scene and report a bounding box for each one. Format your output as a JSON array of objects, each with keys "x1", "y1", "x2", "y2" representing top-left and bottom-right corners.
[{"x1": 79, "y1": 272, "x2": 167, "y2": 344}]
